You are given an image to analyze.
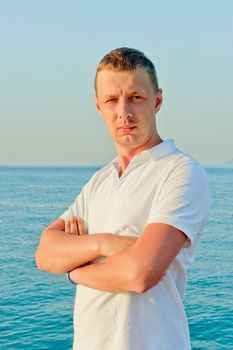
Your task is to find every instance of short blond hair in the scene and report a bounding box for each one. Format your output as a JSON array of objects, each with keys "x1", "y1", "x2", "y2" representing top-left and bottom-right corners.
[{"x1": 95, "y1": 47, "x2": 159, "y2": 94}]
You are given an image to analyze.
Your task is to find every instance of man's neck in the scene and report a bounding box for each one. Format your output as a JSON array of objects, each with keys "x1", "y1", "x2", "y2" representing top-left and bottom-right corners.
[{"x1": 116, "y1": 134, "x2": 163, "y2": 177}]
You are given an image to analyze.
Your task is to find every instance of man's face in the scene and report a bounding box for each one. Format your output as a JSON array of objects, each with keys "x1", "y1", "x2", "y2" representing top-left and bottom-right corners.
[{"x1": 95, "y1": 67, "x2": 162, "y2": 151}]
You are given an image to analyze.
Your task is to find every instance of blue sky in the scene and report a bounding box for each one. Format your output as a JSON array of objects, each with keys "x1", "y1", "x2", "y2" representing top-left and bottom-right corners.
[{"x1": 0, "y1": 0, "x2": 232, "y2": 166}]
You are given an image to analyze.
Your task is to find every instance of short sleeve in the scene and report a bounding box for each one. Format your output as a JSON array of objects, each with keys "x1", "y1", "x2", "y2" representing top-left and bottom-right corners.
[
  {"x1": 59, "y1": 181, "x2": 91, "y2": 224},
  {"x1": 147, "y1": 160, "x2": 211, "y2": 247},
  {"x1": 59, "y1": 167, "x2": 105, "y2": 225}
]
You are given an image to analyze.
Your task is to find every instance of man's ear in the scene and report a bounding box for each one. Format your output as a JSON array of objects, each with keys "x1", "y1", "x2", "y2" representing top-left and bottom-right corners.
[
  {"x1": 94, "y1": 96, "x2": 100, "y2": 112},
  {"x1": 155, "y1": 89, "x2": 163, "y2": 113}
]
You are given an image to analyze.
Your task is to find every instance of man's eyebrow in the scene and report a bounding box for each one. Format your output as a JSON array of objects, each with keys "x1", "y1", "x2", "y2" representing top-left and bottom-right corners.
[
  {"x1": 128, "y1": 89, "x2": 147, "y2": 97},
  {"x1": 103, "y1": 89, "x2": 145, "y2": 100},
  {"x1": 104, "y1": 90, "x2": 142, "y2": 97},
  {"x1": 130, "y1": 90, "x2": 142, "y2": 94},
  {"x1": 103, "y1": 94, "x2": 117, "y2": 99}
]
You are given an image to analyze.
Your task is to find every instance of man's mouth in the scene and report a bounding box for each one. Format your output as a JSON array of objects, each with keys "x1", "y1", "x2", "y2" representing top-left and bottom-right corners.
[{"x1": 118, "y1": 126, "x2": 136, "y2": 133}]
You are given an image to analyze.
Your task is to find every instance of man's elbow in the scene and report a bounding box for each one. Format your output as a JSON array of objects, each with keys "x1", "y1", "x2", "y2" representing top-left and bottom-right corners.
[
  {"x1": 132, "y1": 277, "x2": 161, "y2": 294},
  {"x1": 35, "y1": 231, "x2": 49, "y2": 270},
  {"x1": 35, "y1": 249, "x2": 65, "y2": 274},
  {"x1": 34, "y1": 232, "x2": 64, "y2": 274},
  {"x1": 34, "y1": 248, "x2": 43, "y2": 271},
  {"x1": 34, "y1": 246, "x2": 50, "y2": 272},
  {"x1": 130, "y1": 264, "x2": 163, "y2": 293}
]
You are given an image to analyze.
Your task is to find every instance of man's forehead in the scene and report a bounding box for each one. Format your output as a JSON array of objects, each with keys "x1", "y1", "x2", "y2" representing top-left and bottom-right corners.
[{"x1": 96, "y1": 68, "x2": 151, "y2": 94}]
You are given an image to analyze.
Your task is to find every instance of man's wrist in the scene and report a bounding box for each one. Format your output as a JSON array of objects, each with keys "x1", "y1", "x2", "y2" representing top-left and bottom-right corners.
[
  {"x1": 97, "y1": 233, "x2": 112, "y2": 257},
  {"x1": 67, "y1": 271, "x2": 78, "y2": 285}
]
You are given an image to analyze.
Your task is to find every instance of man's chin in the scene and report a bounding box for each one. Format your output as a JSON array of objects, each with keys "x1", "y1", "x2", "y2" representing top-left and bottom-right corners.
[{"x1": 115, "y1": 138, "x2": 140, "y2": 150}]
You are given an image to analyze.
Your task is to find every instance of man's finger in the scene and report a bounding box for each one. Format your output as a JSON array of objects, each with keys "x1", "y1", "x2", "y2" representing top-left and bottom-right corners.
[
  {"x1": 78, "y1": 218, "x2": 87, "y2": 235},
  {"x1": 70, "y1": 217, "x2": 79, "y2": 234},
  {"x1": 65, "y1": 220, "x2": 70, "y2": 233}
]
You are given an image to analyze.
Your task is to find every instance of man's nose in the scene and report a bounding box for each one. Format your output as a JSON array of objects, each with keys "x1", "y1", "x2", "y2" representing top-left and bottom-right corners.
[{"x1": 118, "y1": 100, "x2": 133, "y2": 120}]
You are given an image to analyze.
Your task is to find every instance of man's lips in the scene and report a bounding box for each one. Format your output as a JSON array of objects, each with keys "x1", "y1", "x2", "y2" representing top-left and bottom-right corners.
[{"x1": 118, "y1": 126, "x2": 136, "y2": 133}]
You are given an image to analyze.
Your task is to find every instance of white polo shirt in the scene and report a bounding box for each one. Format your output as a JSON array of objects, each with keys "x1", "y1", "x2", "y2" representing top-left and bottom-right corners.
[{"x1": 61, "y1": 139, "x2": 210, "y2": 350}]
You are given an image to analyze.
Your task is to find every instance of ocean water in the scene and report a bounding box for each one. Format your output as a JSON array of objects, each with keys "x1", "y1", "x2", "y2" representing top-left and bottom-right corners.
[{"x1": 0, "y1": 166, "x2": 232, "y2": 350}]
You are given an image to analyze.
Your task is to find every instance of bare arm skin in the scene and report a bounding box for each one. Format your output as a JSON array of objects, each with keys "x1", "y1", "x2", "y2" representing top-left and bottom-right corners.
[
  {"x1": 69, "y1": 223, "x2": 187, "y2": 293},
  {"x1": 35, "y1": 217, "x2": 137, "y2": 274}
]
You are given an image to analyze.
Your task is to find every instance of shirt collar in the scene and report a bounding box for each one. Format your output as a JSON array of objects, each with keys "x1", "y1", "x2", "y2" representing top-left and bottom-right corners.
[
  {"x1": 145, "y1": 139, "x2": 179, "y2": 160},
  {"x1": 110, "y1": 139, "x2": 179, "y2": 172}
]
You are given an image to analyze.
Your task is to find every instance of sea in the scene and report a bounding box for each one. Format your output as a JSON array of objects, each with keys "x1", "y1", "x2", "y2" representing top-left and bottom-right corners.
[{"x1": 0, "y1": 166, "x2": 232, "y2": 350}]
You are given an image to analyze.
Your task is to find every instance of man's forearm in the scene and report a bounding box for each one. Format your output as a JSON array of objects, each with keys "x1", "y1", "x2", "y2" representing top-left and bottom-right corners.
[
  {"x1": 69, "y1": 249, "x2": 142, "y2": 293},
  {"x1": 69, "y1": 223, "x2": 187, "y2": 293},
  {"x1": 35, "y1": 229, "x2": 103, "y2": 274},
  {"x1": 35, "y1": 229, "x2": 138, "y2": 275}
]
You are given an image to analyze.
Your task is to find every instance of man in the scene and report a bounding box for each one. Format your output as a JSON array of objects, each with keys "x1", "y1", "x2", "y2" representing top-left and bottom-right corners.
[{"x1": 35, "y1": 47, "x2": 210, "y2": 350}]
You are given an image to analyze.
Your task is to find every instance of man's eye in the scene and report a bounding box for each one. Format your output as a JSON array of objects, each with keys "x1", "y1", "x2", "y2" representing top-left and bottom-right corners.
[
  {"x1": 105, "y1": 98, "x2": 116, "y2": 103},
  {"x1": 132, "y1": 96, "x2": 141, "y2": 100}
]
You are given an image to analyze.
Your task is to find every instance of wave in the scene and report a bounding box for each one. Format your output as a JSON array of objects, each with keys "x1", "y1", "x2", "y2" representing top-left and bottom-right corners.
[
  {"x1": 0, "y1": 202, "x2": 68, "y2": 209},
  {"x1": 27, "y1": 185, "x2": 80, "y2": 189}
]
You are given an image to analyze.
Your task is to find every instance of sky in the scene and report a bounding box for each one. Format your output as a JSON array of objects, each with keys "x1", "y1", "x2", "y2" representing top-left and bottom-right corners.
[{"x1": 0, "y1": 0, "x2": 232, "y2": 166}]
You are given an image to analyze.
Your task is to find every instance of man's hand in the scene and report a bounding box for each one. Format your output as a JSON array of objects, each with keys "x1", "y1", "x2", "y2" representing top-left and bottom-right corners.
[{"x1": 65, "y1": 217, "x2": 88, "y2": 236}]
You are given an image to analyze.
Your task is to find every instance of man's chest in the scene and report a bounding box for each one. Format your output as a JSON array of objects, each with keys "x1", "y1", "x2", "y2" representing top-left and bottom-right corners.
[{"x1": 87, "y1": 169, "x2": 164, "y2": 234}]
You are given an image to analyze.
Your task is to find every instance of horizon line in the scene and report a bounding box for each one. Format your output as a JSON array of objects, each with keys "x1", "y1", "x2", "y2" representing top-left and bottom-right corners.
[{"x1": 0, "y1": 163, "x2": 232, "y2": 169}]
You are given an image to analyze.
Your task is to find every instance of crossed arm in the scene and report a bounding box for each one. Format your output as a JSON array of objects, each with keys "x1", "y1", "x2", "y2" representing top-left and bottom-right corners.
[
  {"x1": 35, "y1": 217, "x2": 138, "y2": 274},
  {"x1": 35, "y1": 217, "x2": 187, "y2": 293}
]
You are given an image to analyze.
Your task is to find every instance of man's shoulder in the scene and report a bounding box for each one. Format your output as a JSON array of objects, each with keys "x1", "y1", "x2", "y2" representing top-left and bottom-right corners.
[
  {"x1": 148, "y1": 139, "x2": 204, "y2": 170},
  {"x1": 149, "y1": 142, "x2": 208, "y2": 188},
  {"x1": 156, "y1": 140, "x2": 205, "y2": 172},
  {"x1": 165, "y1": 151, "x2": 207, "y2": 181}
]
